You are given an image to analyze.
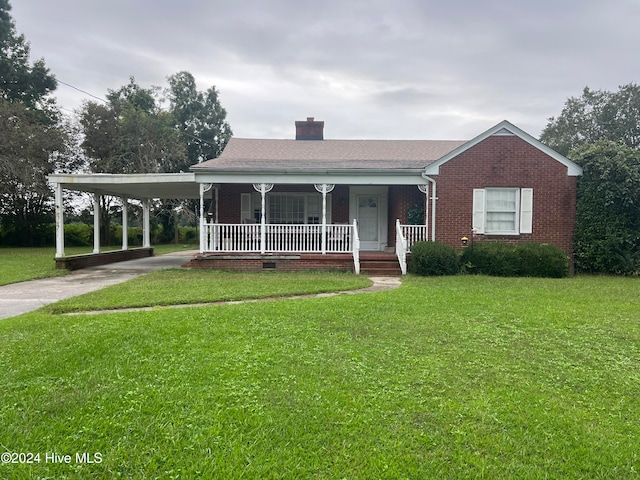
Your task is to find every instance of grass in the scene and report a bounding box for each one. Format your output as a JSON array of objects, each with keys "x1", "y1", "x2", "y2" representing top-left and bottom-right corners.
[
  {"x1": 1, "y1": 275, "x2": 639, "y2": 478},
  {"x1": 0, "y1": 244, "x2": 197, "y2": 286},
  {"x1": 44, "y1": 270, "x2": 373, "y2": 313}
]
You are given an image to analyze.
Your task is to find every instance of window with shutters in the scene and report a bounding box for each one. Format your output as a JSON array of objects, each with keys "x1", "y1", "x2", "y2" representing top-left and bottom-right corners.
[{"x1": 472, "y1": 188, "x2": 533, "y2": 235}]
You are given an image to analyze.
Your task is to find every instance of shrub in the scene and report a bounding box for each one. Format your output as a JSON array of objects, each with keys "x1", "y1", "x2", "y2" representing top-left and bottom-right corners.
[
  {"x1": 408, "y1": 241, "x2": 459, "y2": 276},
  {"x1": 460, "y1": 242, "x2": 520, "y2": 277},
  {"x1": 461, "y1": 241, "x2": 569, "y2": 278},
  {"x1": 517, "y1": 243, "x2": 569, "y2": 278},
  {"x1": 64, "y1": 222, "x2": 93, "y2": 246}
]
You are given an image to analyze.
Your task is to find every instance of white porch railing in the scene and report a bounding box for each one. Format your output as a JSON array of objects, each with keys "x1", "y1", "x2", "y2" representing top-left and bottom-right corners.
[
  {"x1": 204, "y1": 223, "x2": 356, "y2": 254},
  {"x1": 396, "y1": 222, "x2": 430, "y2": 275},
  {"x1": 400, "y1": 224, "x2": 429, "y2": 251}
]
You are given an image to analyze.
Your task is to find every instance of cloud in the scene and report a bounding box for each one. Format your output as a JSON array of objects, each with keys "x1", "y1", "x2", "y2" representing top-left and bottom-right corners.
[{"x1": 10, "y1": 0, "x2": 640, "y2": 140}]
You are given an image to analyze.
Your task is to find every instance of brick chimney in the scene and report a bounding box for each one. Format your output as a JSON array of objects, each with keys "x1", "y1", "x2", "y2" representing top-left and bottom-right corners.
[{"x1": 295, "y1": 117, "x2": 324, "y2": 140}]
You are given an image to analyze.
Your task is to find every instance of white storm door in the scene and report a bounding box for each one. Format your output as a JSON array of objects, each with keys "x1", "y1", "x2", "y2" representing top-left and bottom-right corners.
[{"x1": 357, "y1": 195, "x2": 380, "y2": 250}]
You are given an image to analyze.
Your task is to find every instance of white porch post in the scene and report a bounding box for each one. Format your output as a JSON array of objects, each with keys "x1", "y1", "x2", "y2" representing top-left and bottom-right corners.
[
  {"x1": 314, "y1": 184, "x2": 335, "y2": 254},
  {"x1": 93, "y1": 192, "x2": 101, "y2": 254},
  {"x1": 121, "y1": 197, "x2": 128, "y2": 250},
  {"x1": 53, "y1": 182, "x2": 65, "y2": 258},
  {"x1": 142, "y1": 199, "x2": 151, "y2": 248},
  {"x1": 199, "y1": 183, "x2": 214, "y2": 253},
  {"x1": 253, "y1": 183, "x2": 274, "y2": 254},
  {"x1": 199, "y1": 183, "x2": 206, "y2": 253},
  {"x1": 215, "y1": 186, "x2": 219, "y2": 223},
  {"x1": 418, "y1": 184, "x2": 429, "y2": 241}
]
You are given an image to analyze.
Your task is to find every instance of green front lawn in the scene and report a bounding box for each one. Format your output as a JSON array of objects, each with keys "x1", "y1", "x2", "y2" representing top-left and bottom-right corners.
[
  {"x1": 45, "y1": 270, "x2": 372, "y2": 313},
  {"x1": 1, "y1": 275, "x2": 639, "y2": 478}
]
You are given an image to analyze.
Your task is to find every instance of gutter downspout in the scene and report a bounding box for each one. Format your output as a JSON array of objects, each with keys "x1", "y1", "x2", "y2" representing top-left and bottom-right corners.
[{"x1": 421, "y1": 173, "x2": 437, "y2": 241}]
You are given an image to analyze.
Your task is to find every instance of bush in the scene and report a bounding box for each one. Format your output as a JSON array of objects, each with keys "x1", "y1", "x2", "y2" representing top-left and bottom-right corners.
[
  {"x1": 408, "y1": 241, "x2": 459, "y2": 276},
  {"x1": 517, "y1": 243, "x2": 569, "y2": 278},
  {"x1": 64, "y1": 222, "x2": 93, "y2": 246},
  {"x1": 460, "y1": 242, "x2": 520, "y2": 277},
  {"x1": 461, "y1": 241, "x2": 569, "y2": 278}
]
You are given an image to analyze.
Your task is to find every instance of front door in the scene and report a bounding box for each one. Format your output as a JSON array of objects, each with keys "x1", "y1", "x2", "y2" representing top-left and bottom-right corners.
[
  {"x1": 357, "y1": 195, "x2": 380, "y2": 250},
  {"x1": 350, "y1": 186, "x2": 388, "y2": 251}
]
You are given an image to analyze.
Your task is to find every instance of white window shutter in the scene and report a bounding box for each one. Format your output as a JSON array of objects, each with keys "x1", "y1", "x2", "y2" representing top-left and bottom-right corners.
[
  {"x1": 472, "y1": 189, "x2": 485, "y2": 234},
  {"x1": 520, "y1": 188, "x2": 533, "y2": 234},
  {"x1": 240, "y1": 193, "x2": 252, "y2": 222}
]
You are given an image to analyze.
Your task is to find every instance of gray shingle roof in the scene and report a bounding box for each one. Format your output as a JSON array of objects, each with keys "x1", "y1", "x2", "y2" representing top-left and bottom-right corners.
[{"x1": 192, "y1": 138, "x2": 466, "y2": 171}]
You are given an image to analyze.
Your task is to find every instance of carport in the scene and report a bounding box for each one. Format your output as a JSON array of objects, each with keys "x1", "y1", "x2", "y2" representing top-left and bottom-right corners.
[{"x1": 47, "y1": 173, "x2": 201, "y2": 259}]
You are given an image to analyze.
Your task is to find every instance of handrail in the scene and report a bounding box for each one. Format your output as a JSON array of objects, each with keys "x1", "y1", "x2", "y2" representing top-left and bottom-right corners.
[
  {"x1": 395, "y1": 219, "x2": 407, "y2": 275},
  {"x1": 352, "y1": 219, "x2": 360, "y2": 274}
]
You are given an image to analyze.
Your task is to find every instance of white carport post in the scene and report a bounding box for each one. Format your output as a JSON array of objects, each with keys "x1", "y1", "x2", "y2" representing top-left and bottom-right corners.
[
  {"x1": 121, "y1": 197, "x2": 128, "y2": 250},
  {"x1": 92, "y1": 192, "x2": 101, "y2": 253},
  {"x1": 53, "y1": 182, "x2": 65, "y2": 258},
  {"x1": 142, "y1": 199, "x2": 151, "y2": 248}
]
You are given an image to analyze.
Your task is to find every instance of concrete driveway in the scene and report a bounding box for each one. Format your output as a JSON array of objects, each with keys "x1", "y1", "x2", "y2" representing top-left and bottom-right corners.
[{"x1": 0, "y1": 250, "x2": 197, "y2": 320}]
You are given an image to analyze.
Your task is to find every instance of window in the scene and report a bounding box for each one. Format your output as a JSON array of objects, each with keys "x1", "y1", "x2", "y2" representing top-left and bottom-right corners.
[
  {"x1": 240, "y1": 193, "x2": 331, "y2": 224},
  {"x1": 473, "y1": 188, "x2": 533, "y2": 235}
]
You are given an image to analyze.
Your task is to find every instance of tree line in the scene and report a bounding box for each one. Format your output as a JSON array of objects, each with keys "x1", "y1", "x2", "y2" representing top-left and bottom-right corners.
[{"x1": 0, "y1": 0, "x2": 231, "y2": 246}]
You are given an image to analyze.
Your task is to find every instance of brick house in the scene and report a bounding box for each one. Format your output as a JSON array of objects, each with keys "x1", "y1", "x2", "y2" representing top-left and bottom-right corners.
[
  {"x1": 187, "y1": 118, "x2": 581, "y2": 273},
  {"x1": 48, "y1": 118, "x2": 581, "y2": 274}
]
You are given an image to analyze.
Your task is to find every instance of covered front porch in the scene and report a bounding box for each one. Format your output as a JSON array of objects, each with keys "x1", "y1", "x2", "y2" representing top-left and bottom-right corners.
[{"x1": 195, "y1": 178, "x2": 435, "y2": 274}]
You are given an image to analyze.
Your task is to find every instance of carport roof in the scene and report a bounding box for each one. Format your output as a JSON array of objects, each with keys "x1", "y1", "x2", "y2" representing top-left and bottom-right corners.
[{"x1": 47, "y1": 173, "x2": 200, "y2": 199}]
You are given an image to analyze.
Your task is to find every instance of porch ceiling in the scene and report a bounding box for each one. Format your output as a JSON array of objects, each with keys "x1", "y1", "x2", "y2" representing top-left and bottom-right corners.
[{"x1": 47, "y1": 173, "x2": 201, "y2": 199}]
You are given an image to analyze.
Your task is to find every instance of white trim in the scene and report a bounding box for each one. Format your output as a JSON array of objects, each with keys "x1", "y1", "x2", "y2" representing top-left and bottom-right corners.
[
  {"x1": 424, "y1": 120, "x2": 583, "y2": 177},
  {"x1": 194, "y1": 171, "x2": 429, "y2": 185}
]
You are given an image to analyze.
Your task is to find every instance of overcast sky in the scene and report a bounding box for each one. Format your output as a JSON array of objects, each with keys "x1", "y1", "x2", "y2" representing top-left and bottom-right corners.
[{"x1": 10, "y1": 0, "x2": 640, "y2": 141}]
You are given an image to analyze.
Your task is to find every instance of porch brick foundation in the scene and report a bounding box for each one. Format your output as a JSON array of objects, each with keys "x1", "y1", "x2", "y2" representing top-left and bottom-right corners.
[{"x1": 185, "y1": 253, "x2": 355, "y2": 273}]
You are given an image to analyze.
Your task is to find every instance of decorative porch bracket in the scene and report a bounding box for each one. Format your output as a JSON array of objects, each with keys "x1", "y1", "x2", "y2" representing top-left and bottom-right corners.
[
  {"x1": 253, "y1": 183, "x2": 274, "y2": 254},
  {"x1": 314, "y1": 184, "x2": 335, "y2": 254}
]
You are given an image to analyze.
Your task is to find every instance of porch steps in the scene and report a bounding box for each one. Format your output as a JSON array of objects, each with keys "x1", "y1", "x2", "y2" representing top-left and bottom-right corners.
[{"x1": 358, "y1": 252, "x2": 402, "y2": 276}]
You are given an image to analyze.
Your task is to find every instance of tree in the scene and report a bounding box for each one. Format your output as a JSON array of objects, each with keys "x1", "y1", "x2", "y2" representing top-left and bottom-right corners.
[
  {"x1": 167, "y1": 71, "x2": 232, "y2": 168},
  {"x1": 0, "y1": 98, "x2": 72, "y2": 245},
  {"x1": 0, "y1": 0, "x2": 56, "y2": 114},
  {"x1": 0, "y1": 0, "x2": 76, "y2": 245},
  {"x1": 80, "y1": 77, "x2": 186, "y2": 174},
  {"x1": 569, "y1": 142, "x2": 640, "y2": 275},
  {"x1": 540, "y1": 83, "x2": 640, "y2": 156}
]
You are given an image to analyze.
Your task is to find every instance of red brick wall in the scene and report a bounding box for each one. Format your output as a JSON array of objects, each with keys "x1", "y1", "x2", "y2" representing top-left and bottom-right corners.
[
  {"x1": 387, "y1": 186, "x2": 425, "y2": 247},
  {"x1": 432, "y1": 135, "x2": 577, "y2": 254},
  {"x1": 186, "y1": 253, "x2": 354, "y2": 272}
]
